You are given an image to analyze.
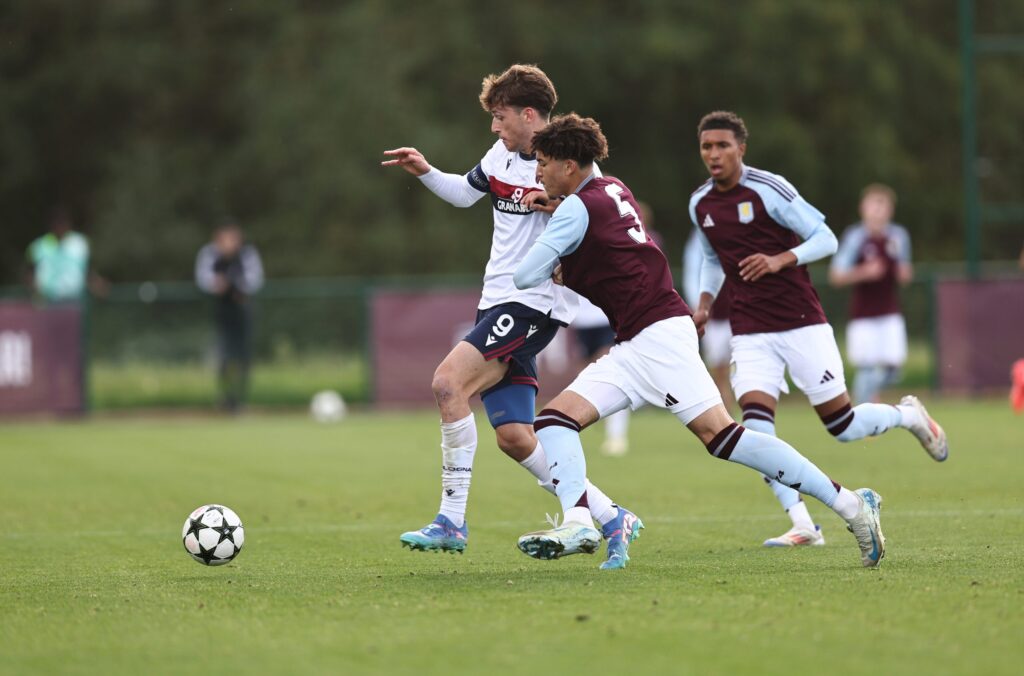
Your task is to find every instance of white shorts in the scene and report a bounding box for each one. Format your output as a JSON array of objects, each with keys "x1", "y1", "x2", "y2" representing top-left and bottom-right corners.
[
  {"x1": 730, "y1": 323, "x2": 847, "y2": 406},
  {"x1": 566, "y1": 316, "x2": 722, "y2": 425},
  {"x1": 701, "y1": 319, "x2": 733, "y2": 368},
  {"x1": 846, "y1": 314, "x2": 907, "y2": 368}
]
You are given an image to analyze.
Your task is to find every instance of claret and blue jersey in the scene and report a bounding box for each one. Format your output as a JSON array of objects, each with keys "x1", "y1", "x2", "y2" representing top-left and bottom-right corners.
[{"x1": 689, "y1": 165, "x2": 836, "y2": 335}]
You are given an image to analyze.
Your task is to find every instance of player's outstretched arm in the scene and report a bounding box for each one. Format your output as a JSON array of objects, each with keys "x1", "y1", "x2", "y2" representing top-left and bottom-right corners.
[{"x1": 381, "y1": 147, "x2": 431, "y2": 176}]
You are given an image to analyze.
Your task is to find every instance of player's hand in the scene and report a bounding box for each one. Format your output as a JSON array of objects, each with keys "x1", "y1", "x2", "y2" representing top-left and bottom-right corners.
[
  {"x1": 521, "y1": 191, "x2": 561, "y2": 214},
  {"x1": 551, "y1": 264, "x2": 564, "y2": 286},
  {"x1": 692, "y1": 308, "x2": 709, "y2": 337},
  {"x1": 381, "y1": 147, "x2": 431, "y2": 177},
  {"x1": 858, "y1": 258, "x2": 887, "y2": 282},
  {"x1": 738, "y1": 252, "x2": 791, "y2": 282}
]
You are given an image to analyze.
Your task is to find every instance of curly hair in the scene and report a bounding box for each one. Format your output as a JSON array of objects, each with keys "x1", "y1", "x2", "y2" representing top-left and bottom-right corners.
[
  {"x1": 697, "y1": 110, "x2": 749, "y2": 144},
  {"x1": 530, "y1": 113, "x2": 609, "y2": 167},
  {"x1": 479, "y1": 64, "x2": 557, "y2": 116}
]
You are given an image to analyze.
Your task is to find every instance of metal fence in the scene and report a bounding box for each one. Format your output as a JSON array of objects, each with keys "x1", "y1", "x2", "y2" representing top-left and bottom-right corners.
[{"x1": 3, "y1": 262, "x2": 1018, "y2": 410}]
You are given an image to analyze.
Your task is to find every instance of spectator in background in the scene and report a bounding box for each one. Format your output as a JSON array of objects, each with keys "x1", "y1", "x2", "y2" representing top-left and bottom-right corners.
[
  {"x1": 829, "y1": 184, "x2": 913, "y2": 404},
  {"x1": 25, "y1": 207, "x2": 107, "y2": 303},
  {"x1": 195, "y1": 221, "x2": 264, "y2": 413}
]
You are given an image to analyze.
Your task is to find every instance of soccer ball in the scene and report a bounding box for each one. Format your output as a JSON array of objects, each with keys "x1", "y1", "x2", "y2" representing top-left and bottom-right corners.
[
  {"x1": 310, "y1": 389, "x2": 346, "y2": 422},
  {"x1": 182, "y1": 504, "x2": 244, "y2": 566}
]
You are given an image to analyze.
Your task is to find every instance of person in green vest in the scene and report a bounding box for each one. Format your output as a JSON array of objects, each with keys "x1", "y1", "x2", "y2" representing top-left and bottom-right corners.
[{"x1": 25, "y1": 207, "x2": 104, "y2": 303}]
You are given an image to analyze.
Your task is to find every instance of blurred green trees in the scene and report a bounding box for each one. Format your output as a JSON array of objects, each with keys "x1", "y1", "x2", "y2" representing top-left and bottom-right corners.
[{"x1": 2, "y1": 0, "x2": 1021, "y2": 282}]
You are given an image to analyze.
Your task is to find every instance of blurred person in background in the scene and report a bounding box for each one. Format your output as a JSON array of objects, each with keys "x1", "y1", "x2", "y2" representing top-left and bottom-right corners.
[
  {"x1": 25, "y1": 207, "x2": 107, "y2": 303},
  {"x1": 683, "y1": 229, "x2": 736, "y2": 411},
  {"x1": 829, "y1": 184, "x2": 912, "y2": 405},
  {"x1": 195, "y1": 221, "x2": 264, "y2": 413}
]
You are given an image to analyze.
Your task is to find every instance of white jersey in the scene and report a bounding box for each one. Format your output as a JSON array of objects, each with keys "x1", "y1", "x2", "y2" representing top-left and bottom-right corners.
[
  {"x1": 572, "y1": 294, "x2": 611, "y2": 329},
  {"x1": 466, "y1": 140, "x2": 578, "y2": 324}
]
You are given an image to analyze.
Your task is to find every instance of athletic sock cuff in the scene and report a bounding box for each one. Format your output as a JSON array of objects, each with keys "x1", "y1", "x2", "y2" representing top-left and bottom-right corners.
[
  {"x1": 741, "y1": 402, "x2": 775, "y2": 424},
  {"x1": 821, "y1": 403, "x2": 854, "y2": 437},
  {"x1": 706, "y1": 422, "x2": 744, "y2": 460},
  {"x1": 535, "y1": 408, "x2": 581, "y2": 433}
]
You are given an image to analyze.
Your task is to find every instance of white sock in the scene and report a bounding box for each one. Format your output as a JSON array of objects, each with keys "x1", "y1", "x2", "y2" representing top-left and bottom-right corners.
[
  {"x1": 563, "y1": 506, "x2": 592, "y2": 526},
  {"x1": 896, "y1": 404, "x2": 921, "y2": 428},
  {"x1": 832, "y1": 487, "x2": 861, "y2": 520},
  {"x1": 604, "y1": 409, "x2": 629, "y2": 442},
  {"x1": 437, "y1": 413, "x2": 476, "y2": 527},
  {"x1": 520, "y1": 443, "x2": 618, "y2": 525},
  {"x1": 834, "y1": 403, "x2": 902, "y2": 441},
  {"x1": 786, "y1": 500, "x2": 815, "y2": 530}
]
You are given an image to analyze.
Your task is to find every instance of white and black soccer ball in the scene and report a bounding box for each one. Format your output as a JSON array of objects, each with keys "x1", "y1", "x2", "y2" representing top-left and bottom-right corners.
[
  {"x1": 310, "y1": 390, "x2": 346, "y2": 423},
  {"x1": 182, "y1": 504, "x2": 244, "y2": 566}
]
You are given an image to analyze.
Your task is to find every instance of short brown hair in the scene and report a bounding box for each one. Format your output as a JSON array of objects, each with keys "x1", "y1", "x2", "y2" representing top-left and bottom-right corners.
[
  {"x1": 479, "y1": 64, "x2": 557, "y2": 116},
  {"x1": 697, "y1": 110, "x2": 748, "y2": 144},
  {"x1": 861, "y1": 183, "x2": 897, "y2": 206},
  {"x1": 531, "y1": 113, "x2": 609, "y2": 167}
]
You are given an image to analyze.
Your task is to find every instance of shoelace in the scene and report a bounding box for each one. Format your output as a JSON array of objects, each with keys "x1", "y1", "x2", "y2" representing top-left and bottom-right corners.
[{"x1": 544, "y1": 512, "x2": 562, "y2": 529}]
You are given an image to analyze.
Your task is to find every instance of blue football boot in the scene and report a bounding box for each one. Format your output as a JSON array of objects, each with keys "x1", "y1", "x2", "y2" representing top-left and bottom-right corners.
[
  {"x1": 599, "y1": 506, "x2": 644, "y2": 570},
  {"x1": 400, "y1": 514, "x2": 468, "y2": 554}
]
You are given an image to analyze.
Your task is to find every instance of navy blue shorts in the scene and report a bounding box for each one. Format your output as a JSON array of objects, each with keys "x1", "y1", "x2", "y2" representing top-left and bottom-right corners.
[
  {"x1": 462, "y1": 302, "x2": 561, "y2": 398},
  {"x1": 575, "y1": 325, "x2": 615, "y2": 360}
]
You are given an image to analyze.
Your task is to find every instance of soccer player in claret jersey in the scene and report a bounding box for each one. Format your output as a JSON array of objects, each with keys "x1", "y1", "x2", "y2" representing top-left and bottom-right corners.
[
  {"x1": 381, "y1": 65, "x2": 639, "y2": 567},
  {"x1": 688, "y1": 111, "x2": 948, "y2": 548},
  {"x1": 512, "y1": 112, "x2": 887, "y2": 569},
  {"x1": 829, "y1": 184, "x2": 913, "y2": 405}
]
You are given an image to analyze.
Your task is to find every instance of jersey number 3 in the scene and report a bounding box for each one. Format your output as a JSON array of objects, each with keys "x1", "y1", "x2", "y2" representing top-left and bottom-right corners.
[{"x1": 604, "y1": 184, "x2": 646, "y2": 244}]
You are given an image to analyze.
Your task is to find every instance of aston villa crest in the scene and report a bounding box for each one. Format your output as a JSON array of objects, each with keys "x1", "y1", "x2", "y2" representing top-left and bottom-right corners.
[{"x1": 738, "y1": 201, "x2": 754, "y2": 224}]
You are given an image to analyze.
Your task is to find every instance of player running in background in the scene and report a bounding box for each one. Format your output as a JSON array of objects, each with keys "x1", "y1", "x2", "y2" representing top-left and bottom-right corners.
[
  {"x1": 829, "y1": 184, "x2": 913, "y2": 405},
  {"x1": 683, "y1": 230, "x2": 736, "y2": 411},
  {"x1": 512, "y1": 113, "x2": 887, "y2": 569},
  {"x1": 689, "y1": 111, "x2": 947, "y2": 549},
  {"x1": 381, "y1": 65, "x2": 639, "y2": 567}
]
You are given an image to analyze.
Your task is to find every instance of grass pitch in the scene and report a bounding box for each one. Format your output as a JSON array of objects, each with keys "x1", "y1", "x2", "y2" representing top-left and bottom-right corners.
[{"x1": 2, "y1": 400, "x2": 1022, "y2": 675}]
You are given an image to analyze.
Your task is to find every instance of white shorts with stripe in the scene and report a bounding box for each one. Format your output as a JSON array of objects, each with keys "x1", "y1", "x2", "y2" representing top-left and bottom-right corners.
[
  {"x1": 701, "y1": 318, "x2": 733, "y2": 368},
  {"x1": 565, "y1": 316, "x2": 722, "y2": 425},
  {"x1": 729, "y1": 323, "x2": 847, "y2": 406},
  {"x1": 846, "y1": 313, "x2": 907, "y2": 367}
]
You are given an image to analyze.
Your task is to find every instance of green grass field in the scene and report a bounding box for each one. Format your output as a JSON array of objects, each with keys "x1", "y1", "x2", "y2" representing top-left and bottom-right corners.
[{"x1": 2, "y1": 400, "x2": 1022, "y2": 675}]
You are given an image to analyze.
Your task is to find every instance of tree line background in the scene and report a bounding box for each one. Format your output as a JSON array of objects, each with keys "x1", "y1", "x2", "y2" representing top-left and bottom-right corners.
[{"x1": 2, "y1": 0, "x2": 1022, "y2": 284}]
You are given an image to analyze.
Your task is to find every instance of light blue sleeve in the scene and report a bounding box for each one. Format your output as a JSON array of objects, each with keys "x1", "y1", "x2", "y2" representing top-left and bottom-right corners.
[
  {"x1": 513, "y1": 195, "x2": 589, "y2": 290},
  {"x1": 535, "y1": 194, "x2": 589, "y2": 255},
  {"x1": 696, "y1": 228, "x2": 726, "y2": 298},
  {"x1": 830, "y1": 225, "x2": 865, "y2": 272},
  {"x1": 751, "y1": 177, "x2": 837, "y2": 265},
  {"x1": 891, "y1": 225, "x2": 912, "y2": 263},
  {"x1": 682, "y1": 231, "x2": 704, "y2": 308}
]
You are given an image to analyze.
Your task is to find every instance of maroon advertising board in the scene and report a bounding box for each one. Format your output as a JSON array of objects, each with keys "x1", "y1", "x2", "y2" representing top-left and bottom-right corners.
[
  {"x1": 0, "y1": 302, "x2": 85, "y2": 415},
  {"x1": 936, "y1": 278, "x2": 1024, "y2": 393},
  {"x1": 371, "y1": 289, "x2": 581, "y2": 407}
]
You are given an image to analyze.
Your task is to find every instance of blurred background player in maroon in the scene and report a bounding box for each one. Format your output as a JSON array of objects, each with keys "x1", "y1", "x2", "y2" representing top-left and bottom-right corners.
[{"x1": 829, "y1": 184, "x2": 913, "y2": 405}]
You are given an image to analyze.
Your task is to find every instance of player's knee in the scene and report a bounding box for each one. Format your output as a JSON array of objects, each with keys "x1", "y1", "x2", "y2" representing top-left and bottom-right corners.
[
  {"x1": 431, "y1": 366, "x2": 466, "y2": 405},
  {"x1": 494, "y1": 423, "x2": 534, "y2": 457}
]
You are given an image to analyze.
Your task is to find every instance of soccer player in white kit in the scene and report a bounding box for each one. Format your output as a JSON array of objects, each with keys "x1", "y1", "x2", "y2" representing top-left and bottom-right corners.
[
  {"x1": 381, "y1": 65, "x2": 638, "y2": 565},
  {"x1": 689, "y1": 111, "x2": 947, "y2": 548}
]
